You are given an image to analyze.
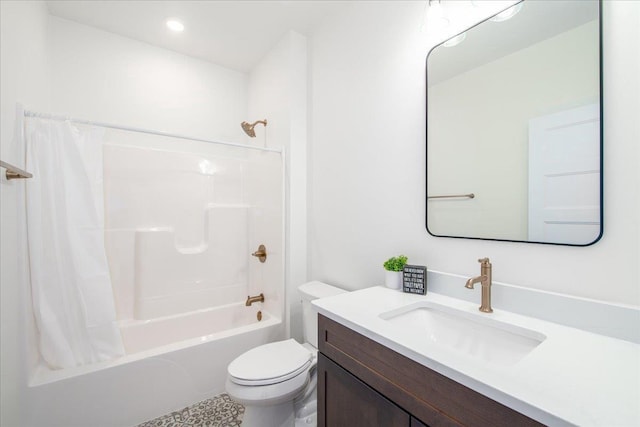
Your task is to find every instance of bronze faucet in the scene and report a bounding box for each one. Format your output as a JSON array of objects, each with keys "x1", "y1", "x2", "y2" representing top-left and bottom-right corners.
[
  {"x1": 245, "y1": 293, "x2": 264, "y2": 306},
  {"x1": 465, "y1": 258, "x2": 493, "y2": 313}
]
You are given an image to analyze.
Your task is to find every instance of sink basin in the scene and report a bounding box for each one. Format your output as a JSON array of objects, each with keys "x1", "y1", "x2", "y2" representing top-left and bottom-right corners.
[{"x1": 380, "y1": 302, "x2": 546, "y2": 366}]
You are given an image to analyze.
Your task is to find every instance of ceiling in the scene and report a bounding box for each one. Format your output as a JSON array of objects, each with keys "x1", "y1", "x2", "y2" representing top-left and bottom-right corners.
[
  {"x1": 46, "y1": 1, "x2": 597, "y2": 78},
  {"x1": 46, "y1": 1, "x2": 350, "y2": 73}
]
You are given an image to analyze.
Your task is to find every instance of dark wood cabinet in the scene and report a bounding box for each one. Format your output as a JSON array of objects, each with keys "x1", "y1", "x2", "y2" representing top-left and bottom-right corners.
[
  {"x1": 411, "y1": 417, "x2": 428, "y2": 427},
  {"x1": 317, "y1": 314, "x2": 544, "y2": 427},
  {"x1": 318, "y1": 353, "x2": 410, "y2": 426}
]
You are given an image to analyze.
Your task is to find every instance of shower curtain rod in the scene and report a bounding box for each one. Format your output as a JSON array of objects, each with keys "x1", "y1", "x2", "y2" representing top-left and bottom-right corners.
[{"x1": 24, "y1": 110, "x2": 282, "y2": 154}]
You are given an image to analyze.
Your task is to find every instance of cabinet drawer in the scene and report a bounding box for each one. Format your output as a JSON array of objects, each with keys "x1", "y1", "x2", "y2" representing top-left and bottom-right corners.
[{"x1": 318, "y1": 314, "x2": 543, "y2": 427}]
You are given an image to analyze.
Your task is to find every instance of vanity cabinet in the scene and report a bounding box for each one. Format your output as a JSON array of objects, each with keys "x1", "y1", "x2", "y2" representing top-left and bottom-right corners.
[
  {"x1": 318, "y1": 354, "x2": 410, "y2": 426},
  {"x1": 317, "y1": 315, "x2": 543, "y2": 427}
]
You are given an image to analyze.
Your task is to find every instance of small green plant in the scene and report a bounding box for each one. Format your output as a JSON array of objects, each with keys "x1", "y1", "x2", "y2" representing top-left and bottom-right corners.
[{"x1": 383, "y1": 255, "x2": 408, "y2": 272}]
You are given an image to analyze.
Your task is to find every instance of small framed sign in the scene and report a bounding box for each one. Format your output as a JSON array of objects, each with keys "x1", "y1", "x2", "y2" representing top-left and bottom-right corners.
[{"x1": 402, "y1": 265, "x2": 427, "y2": 295}]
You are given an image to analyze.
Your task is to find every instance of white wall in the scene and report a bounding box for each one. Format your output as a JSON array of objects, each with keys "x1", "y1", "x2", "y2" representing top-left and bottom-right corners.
[
  {"x1": 309, "y1": 1, "x2": 640, "y2": 307},
  {"x1": 248, "y1": 31, "x2": 309, "y2": 341},
  {"x1": 0, "y1": 2, "x2": 50, "y2": 425},
  {"x1": 48, "y1": 16, "x2": 248, "y2": 142}
]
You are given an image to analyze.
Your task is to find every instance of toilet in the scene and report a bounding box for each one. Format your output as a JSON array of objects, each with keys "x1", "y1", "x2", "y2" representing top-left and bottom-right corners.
[{"x1": 225, "y1": 281, "x2": 346, "y2": 427}]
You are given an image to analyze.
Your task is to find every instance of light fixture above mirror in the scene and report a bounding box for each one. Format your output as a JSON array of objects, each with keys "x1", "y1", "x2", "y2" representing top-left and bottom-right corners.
[
  {"x1": 443, "y1": 32, "x2": 466, "y2": 47},
  {"x1": 490, "y1": 3, "x2": 523, "y2": 22},
  {"x1": 427, "y1": 0, "x2": 451, "y2": 29}
]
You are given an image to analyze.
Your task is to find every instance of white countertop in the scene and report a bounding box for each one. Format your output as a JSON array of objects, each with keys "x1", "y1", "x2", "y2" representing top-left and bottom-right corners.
[{"x1": 312, "y1": 286, "x2": 640, "y2": 427}]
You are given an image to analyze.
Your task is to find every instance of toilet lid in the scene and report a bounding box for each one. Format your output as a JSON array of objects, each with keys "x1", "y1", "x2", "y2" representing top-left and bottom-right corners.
[{"x1": 228, "y1": 339, "x2": 312, "y2": 386}]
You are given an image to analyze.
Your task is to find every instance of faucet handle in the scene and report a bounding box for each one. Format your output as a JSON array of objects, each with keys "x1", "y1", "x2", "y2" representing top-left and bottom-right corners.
[{"x1": 478, "y1": 257, "x2": 490, "y2": 264}]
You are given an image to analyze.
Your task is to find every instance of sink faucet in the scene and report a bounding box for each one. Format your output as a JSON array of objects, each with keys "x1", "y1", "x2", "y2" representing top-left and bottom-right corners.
[
  {"x1": 245, "y1": 293, "x2": 264, "y2": 306},
  {"x1": 465, "y1": 258, "x2": 493, "y2": 313}
]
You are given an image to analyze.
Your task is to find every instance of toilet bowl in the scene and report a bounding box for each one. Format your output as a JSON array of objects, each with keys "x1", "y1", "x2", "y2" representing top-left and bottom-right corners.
[{"x1": 225, "y1": 281, "x2": 346, "y2": 427}]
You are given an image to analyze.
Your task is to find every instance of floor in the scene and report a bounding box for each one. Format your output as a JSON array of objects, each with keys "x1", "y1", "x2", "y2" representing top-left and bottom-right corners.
[{"x1": 137, "y1": 393, "x2": 244, "y2": 427}]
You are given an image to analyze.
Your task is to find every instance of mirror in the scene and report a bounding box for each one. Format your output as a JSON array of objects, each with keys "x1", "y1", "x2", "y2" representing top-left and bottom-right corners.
[{"x1": 426, "y1": 0, "x2": 602, "y2": 246}]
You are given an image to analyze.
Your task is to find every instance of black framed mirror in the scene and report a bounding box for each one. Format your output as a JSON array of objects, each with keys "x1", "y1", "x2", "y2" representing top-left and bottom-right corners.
[{"x1": 426, "y1": 0, "x2": 602, "y2": 246}]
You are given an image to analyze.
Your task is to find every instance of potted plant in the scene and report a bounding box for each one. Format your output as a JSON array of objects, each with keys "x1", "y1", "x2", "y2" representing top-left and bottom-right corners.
[{"x1": 383, "y1": 255, "x2": 408, "y2": 290}]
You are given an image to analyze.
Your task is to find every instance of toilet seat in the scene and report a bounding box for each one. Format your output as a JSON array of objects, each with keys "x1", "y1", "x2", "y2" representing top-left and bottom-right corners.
[
  {"x1": 228, "y1": 339, "x2": 313, "y2": 386},
  {"x1": 225, "y1": 368, "x2": 310, "y2": 407}
]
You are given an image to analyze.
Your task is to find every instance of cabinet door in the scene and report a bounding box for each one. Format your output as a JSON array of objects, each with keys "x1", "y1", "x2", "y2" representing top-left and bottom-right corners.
[
  {"x1": 318, "y1": 353, "x2": 410, "y2": 427},
  {"x1": 411, "y1": 417, "x2": 428, "y2": 427}
]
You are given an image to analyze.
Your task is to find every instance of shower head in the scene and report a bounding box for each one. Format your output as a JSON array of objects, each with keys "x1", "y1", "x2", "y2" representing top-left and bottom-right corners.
[{"x1": 241, "y1": 119, "x2": 267, "y2": 137}]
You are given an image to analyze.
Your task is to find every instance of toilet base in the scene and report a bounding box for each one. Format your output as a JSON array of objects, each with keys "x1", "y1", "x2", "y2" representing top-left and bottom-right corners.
[
  {"x1": 241, "y1": 398, "x2": 318, "y2": 427},
  {"x1": 294, "y1": 412, "x2": 317, "y2": 427},
  {"x1": 294, "y1": 380, "x2": 317, "y2": 426},
  {"x1": 235, "y1": 375, "x2": 318, "y2": 427},
  {"x1": 242, "y1": 401, "x2": 295, "y2": 427}
]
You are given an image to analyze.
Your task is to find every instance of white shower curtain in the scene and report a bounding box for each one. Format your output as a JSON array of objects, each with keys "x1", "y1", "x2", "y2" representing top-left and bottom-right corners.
[{"x1": 25, "y1": 118, "x2": 124, "y2": 369}]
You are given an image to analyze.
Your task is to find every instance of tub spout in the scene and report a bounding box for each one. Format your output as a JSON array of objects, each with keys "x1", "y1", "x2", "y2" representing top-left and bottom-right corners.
[{"x1": 245, "y1": 293, "x2": 264, "y2": 306}]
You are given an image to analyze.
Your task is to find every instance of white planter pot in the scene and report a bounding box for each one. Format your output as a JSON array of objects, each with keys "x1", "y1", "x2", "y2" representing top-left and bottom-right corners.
[{"x1": 385, "y1": 270, "x2": 403, "y2": 290}]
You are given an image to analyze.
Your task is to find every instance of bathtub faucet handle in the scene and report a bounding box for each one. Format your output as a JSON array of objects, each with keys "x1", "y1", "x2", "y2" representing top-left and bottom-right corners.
[
  {"x1": 252, "y1": 244, "x2": 267, "y2": 263},
  {"x1": 245, "y1": 293, "x2": 265, "y2": 306}
]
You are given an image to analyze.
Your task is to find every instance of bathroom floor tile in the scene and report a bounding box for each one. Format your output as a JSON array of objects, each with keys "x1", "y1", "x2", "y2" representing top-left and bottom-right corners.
[{"x1": 137, "y1": 393, "x2": 244, "y2": 427}]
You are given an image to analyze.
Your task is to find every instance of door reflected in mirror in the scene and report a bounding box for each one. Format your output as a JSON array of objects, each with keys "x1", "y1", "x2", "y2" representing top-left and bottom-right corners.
[{"x1": 426, "y1": 0, "x2": 602, "y2": 246}]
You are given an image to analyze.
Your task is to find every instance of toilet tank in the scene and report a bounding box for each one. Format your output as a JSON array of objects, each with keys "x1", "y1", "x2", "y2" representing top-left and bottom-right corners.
[{"x1": 298, "y1": 281, "x2": 346, "y2": 348}]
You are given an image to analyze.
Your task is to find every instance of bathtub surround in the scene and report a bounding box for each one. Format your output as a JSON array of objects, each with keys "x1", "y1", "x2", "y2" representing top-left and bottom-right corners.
[
  {"x1": 137, "y1": 393, "x2": 244, "y2": 427},
  {"x1": 101, "y1": 135, "x2": 283, "y2": 323}
]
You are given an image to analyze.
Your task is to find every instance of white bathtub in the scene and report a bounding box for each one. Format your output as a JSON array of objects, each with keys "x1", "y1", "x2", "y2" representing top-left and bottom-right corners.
[
  {"x1": 120, "y1": 302, "x2": 273, "y2": 354},
  {"x1": 26, "y1": 304, "x2": 284, "y2": 427}
]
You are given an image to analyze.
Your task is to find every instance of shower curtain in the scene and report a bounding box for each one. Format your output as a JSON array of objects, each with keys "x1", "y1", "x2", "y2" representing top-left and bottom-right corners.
[{"x1": 25, "y1": 118, "x2": 124, "y2": 369}]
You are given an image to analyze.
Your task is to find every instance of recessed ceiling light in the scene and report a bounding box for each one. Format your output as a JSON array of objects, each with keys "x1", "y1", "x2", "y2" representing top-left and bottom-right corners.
[{"x1": 166, "y1": 19, "x2": 184, "y2": 33}]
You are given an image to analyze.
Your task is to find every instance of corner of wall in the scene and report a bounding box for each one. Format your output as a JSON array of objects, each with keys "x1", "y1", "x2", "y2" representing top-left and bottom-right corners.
[{"x1": 247, "y1": 30, "x2": 309, "y2": 342}]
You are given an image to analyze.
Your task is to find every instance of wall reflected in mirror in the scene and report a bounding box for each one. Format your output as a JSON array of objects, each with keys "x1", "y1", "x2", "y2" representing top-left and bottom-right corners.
[{"x1": 426, "y1": 0, "x2": 602, "y2": 246}]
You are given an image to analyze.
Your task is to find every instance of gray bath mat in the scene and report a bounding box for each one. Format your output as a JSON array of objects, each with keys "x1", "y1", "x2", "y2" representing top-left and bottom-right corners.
[{"x1": 136, "y1": 393, "x2": 244, "y2": 427}]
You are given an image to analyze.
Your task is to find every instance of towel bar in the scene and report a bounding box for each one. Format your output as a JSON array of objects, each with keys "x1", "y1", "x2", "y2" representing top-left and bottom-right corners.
[{"x1": 0, "y1": 160, "x2": 33, "y2": 180}]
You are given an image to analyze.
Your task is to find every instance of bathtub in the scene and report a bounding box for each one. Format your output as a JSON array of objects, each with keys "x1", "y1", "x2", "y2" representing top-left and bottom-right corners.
[
  {"x1": 25, "y1": 304, "x2": 284, "y2": 427},
  {"x1": 120, "y1": 302, "x2": 274, "y2": 354}
]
